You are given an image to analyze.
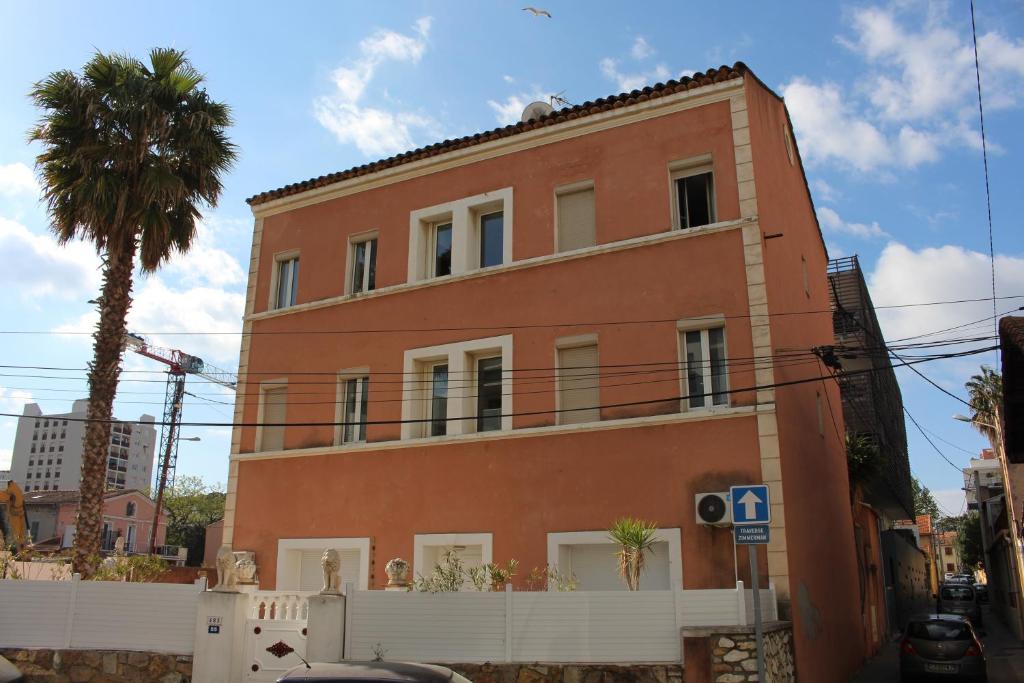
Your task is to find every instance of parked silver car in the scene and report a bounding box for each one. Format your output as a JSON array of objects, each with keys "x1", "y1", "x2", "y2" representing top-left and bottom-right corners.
[
  {"x1": 938, "y1": 584, "x2": 983, "y2": 626},
  {"x1": 277, "y1": 662, "x2": 472, "y2": 682},
  {"x1": 899, "y1": 615, "x2": 986, "y2": 682}
]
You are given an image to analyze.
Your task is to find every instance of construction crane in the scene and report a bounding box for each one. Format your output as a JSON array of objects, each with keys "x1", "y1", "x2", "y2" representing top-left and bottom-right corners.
[{"x1": 123, "y1": 333, "x2": 237, "y2": 554}]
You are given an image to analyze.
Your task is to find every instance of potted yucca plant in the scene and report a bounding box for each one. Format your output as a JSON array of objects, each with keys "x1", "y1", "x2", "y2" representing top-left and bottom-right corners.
[{"x1": 608, "y1": 517, "x2": 658, "y2": 591}]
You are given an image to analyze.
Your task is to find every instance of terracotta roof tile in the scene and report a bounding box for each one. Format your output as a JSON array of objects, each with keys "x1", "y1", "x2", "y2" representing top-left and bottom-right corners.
[{"x1": 247, "y1": 62, "x2": 751, "y2": 207}]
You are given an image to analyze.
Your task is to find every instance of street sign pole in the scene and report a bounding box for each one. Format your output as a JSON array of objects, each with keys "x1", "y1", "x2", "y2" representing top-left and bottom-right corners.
[
  {"x1": 730, "y1": 485, "x2": 771, "y2": 683},
  {"x1": 749, "y1": 547, "x2": 766, "y2": 683}
]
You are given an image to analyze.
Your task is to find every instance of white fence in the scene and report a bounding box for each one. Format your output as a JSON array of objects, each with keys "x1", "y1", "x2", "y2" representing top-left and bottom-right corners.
[
  {"x1": 345, "y1": 582, "x2": 776, "y2": 664},
  {"x1": 0, "y1": 577, "x2": 203, "y2": 654}
]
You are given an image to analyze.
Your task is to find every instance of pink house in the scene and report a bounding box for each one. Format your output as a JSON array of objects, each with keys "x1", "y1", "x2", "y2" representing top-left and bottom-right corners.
[{"x1": 25, "y1": 489, "x2": 168, "y2": 554}]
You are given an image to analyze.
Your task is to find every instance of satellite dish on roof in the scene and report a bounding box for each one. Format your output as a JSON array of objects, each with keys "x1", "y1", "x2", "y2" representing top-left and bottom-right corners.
[{"x1": 521, "y1": 101, "x2": 554, "y2": 123}]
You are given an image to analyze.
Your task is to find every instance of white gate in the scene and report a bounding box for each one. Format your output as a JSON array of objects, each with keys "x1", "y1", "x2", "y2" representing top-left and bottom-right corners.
[{"x1": 243, "y1": 591, "x2": 313, "y2": 681}]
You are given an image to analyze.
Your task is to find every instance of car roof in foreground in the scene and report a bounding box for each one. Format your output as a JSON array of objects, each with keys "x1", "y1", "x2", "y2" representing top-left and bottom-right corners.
[
  {"x1": 279, "y1": 662, "x2": 455, "y2": 681},
  {"x1": 907, "y1": 613, "x2": 970, "y2": 623}
]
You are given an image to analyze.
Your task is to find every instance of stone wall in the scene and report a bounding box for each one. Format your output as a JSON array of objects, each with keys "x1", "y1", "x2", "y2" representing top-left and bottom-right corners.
[
  {"x1": 450, "y1": 663, "x2": 684, "y2": 682},
  {"x1": 0, "y1": 649, "x2": 192, "y2": 683},
  {"x1": 681, "y1": 621, "x2": 795, "y2": 683}
]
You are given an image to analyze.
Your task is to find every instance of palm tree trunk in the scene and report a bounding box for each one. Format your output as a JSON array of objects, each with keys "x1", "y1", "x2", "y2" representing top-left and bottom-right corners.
[{"x1": 72, "y1": 244, "x2": 136, "y2": 577}]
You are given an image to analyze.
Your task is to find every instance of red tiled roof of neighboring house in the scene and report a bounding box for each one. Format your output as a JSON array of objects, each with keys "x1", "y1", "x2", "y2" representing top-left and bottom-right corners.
[
  {"x1": 23, "y1": 488, "x2": 156, "y2": 506},
  {"x1": 22, "y1": 490, "x2": 81, "y2": 505},
  {"x1": 246, "y1": 62, "x2": 753, "y2": 207}
]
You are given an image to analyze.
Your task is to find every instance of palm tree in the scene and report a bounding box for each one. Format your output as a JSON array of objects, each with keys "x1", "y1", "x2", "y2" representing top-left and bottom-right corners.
[
  {"x1": 608, "y1": 517, "x2": 658, "y2": 591},
  {"x1": 29, "y1": 49, "x2": 236, "y2": 576},
  {"x1": 965, "y1": 366, "x2": 1003, "y2": 448}
]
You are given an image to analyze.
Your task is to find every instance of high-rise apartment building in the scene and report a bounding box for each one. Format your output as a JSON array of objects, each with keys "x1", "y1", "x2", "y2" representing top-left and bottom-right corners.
[{"x1": 9, "y1": 399, "x2": 156, "y2": 493}]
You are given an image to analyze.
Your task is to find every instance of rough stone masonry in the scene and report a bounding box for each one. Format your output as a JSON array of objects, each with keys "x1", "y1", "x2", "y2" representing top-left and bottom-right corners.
[{"x1": 0, "y1": 648, "x2": 192, "y2": 683}]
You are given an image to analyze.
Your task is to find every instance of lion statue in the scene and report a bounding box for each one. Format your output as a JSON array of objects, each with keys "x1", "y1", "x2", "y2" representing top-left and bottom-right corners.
[
  {"x1": 320, "y1": 548, "x2": 342, "y2": 595},
  {"x1": 214, "y1": 545, "x2": 238, "y2": 591}
]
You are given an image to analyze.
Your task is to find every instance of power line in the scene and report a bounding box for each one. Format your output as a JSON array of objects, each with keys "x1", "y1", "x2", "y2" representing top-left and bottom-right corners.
[
  {"x1": 970, "y1": 0, "x2": 999, "y2": 364},
  {"x1": 0, "y1": 346, "x2": 994, "y2": 429},
  {"x1": 3, "y1": 295, "x2": 1023, "y2": 337},
  {"x1": 904, "y1": 407, "x2": 963, "y2": 473}
]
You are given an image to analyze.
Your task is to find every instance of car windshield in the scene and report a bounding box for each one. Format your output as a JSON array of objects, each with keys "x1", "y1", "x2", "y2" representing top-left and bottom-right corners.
[
  {"x1": 907, "y1": 620, "x2": 972, "y2": 641},
  {"x1": 941, "y1": 586, "x2": 975, "y2": 600}
]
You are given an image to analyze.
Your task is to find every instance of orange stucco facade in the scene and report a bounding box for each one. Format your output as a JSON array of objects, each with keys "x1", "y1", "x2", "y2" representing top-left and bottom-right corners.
[{"x1": 229, "y1": 72, "x2": 866, "y2": 680}]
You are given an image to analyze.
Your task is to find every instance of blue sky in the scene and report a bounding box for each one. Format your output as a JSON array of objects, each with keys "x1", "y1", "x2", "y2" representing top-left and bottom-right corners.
[{"x1": 0, "y1": 1, "x2": 1021, "y2": 514}]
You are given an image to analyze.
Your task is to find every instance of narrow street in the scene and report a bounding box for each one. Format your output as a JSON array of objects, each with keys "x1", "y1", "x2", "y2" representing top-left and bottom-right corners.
[{"x1": 852, "y1": 607, "x2": 1024, "y2": 682}]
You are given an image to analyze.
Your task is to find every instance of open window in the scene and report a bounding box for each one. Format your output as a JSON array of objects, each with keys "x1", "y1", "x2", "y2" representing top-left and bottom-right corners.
[
  {"x1": 670, "y1": 157, "x2": 715, "y2": 230},
  {"x1": 414, "y1": 533, "x2": 493, "y2": 589},
  {"x1": 271, "y1": 252, "x2": 300, "y2": 309},
  {"x1": 349, "y1": 236, "x2": 378, "y2": 294},
  {"x1": 276, "y1": 537, "x2": 371, "y2": 591}
]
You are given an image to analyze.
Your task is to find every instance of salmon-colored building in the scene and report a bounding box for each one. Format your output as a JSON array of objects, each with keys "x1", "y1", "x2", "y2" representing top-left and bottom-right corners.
[
  {"x1": 228, "y1": 63, "x2": 865, "y2": 680},
  {"x1": 24, "y1": 488, "x2": 167, "y2": 553}
]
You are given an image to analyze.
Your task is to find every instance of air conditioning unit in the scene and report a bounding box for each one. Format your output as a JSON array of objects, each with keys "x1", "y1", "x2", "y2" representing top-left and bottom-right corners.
[{"x1": 695, "y1": 492, "x2": 732, "y2": 527}]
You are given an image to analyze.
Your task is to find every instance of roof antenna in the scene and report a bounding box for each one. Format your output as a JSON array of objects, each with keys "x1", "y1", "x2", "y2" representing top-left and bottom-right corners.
[{"x1": 549, "y1": 90, "x2": 572, "y2": 108}]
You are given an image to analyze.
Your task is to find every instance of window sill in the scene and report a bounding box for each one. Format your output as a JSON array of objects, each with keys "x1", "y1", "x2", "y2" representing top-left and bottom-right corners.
[
  {"x1": 232, "y1": 402, "x2": 770, "y2": 462},
  {"x1": 246, "y1": 216, "x2": 756, "y2": 323}
]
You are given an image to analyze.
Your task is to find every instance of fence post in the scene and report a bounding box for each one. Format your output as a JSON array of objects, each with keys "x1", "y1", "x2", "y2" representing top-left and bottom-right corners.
[
  {"x1": 505, "y1": 583, "x2": 513, "y2": 663},
  {"x1": 343, "y1": 582, "x2": 355, "y2": 660},
  {"x1": 736, "y1": 580, "x2": 747, "y2": 626},
  {"x1": 307, "y1": 593, "x2": 346, "y2": 663},
  {"x1": 63, "y1": 573, "x2": 80, "y2": 648}
]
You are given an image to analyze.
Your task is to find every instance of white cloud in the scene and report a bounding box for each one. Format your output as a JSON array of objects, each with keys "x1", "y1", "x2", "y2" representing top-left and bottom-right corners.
[
  {"x1": 631, "y1": 36, "x2": 654, "y2": 60},
  {"x1": 842, "y1": 6, "x2": 1024, "y2": 121},
  {"x1": 599, "y1": 57, "x2": 671, "y2": 93},
  {"x1": 0, "y1": 163, "x2": 38, "y2": 198},
  {"x1": 0, "y1": 217, "x2": 102, "y2": 300},
  {"x1": 0, "y1": 448, "x2": 11, "y2": 470},
  {"x1": 163, "y1": 221, "x2": 246, "y2": 288},
  {"x1": 314, "y1": 17, "x2": 438, "y2": 157},
  {"x1": 502, "y1": 75, "x2": 516, "y2": 84},
  {"x1": 487, "y1": 90, "x2": 550, "y2": 126},
  {"x1": 811, "y1": 178, "x2": 841, "y2": 203},
  {"x1": 781, "y1": 78, "x2": 937, "y2": 172},
  {"x1": 0, "y1": 387, "x2": 33, "y2": 415},
  {"x1": 817, "y1": 206, "x2": 889, "y2": 239},
  {"x1": 868, "y1": 242, "x2": 1024, "y2": 344},
  {"x1": 54, "y1": 275, "x2": 245, "y2": 367},
  {"x1": 782, "y1": 5, "x2": 1024, "y2": 173}
]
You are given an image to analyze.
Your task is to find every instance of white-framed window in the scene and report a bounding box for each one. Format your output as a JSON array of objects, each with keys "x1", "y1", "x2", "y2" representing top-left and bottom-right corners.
[
  {"x1": 546, "y1": 529, "x2": 682, "y2": 591},
  {"x1": 276, "y1": 537, "x2": 371, "y2": 591},
  {"x1": 555, "y1": 181, "x2": 596, "y2": 253},
  {"x1": 271, "y1": 252, "x2": 300, "y2": 309},
  {"x1": 349, "y1": 236, "x2": 378, "y2": 294},
  {"x1": 431, "y1": 221, "x2": 453, "y2": 277},
  {"x1": 257, "y1": 381, "x2": 288, "y2": 451},
  {"x1": 413, "y1": 533, "x2": 493, "y2": 589},
  {"x1": 408, "y1": 188, "x2": 513, "y2": 282},
  {"x1": 477, "y1": 211, "x2": 504, "y2": 268},
  {"x1": 338, "y1": 375, "x2": 369, "y2": 444},
  {"x1": 669, "y1": 157, "x2": 715, "y2": 231},
  {"x1": 401, "y1": 335, "x2": 512, "y2": 440},
  {"x1": 475, "y1": 356, "x2": 502, "y2": 432},
  {"x1": 556, "y1": 335, "x2": 600, "y2": 425},
  {"x1": 428, "y1": 362, "x2": 449, "y2": 437},
  {"x1": 678, "y1": 320, "x2": 728, "y2": 410}
]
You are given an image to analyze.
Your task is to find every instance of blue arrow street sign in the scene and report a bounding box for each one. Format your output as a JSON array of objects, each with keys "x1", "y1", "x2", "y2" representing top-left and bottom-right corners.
[
  {"x1": 735, "y1": 524, "x2": 770, "y2": 545},
  {"x1": 729, "y1": 484, "x2": 770, "y2": 525}
]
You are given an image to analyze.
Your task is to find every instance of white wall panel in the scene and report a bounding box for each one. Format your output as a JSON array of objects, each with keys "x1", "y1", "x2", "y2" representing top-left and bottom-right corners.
[
  {"x1": 70, "y1": 581, "x2": 200, "y2": 653},
  {"x1": 0, "y1": 580, "x2": 72, "y2": 648},
  {"x1": 348, "y1": 591, "x2": 506, "y2": 663}
]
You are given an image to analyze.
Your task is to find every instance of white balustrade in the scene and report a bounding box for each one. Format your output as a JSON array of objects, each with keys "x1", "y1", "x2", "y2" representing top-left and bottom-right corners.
[{"x1": 249, "y1": 591, "x2": 314, "y2": 621}]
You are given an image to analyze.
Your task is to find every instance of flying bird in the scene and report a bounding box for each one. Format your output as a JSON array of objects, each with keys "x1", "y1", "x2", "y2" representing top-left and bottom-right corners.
[{"x1": 522, "y1": 7, "x2": 552, "y2": 18}]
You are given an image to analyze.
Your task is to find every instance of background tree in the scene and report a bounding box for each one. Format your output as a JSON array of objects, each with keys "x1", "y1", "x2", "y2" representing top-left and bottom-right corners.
[
  {"x1": 912, "y1": 476, "x2": 941, "y2": 521},
  {"x1": 162, "y1": 476, "x2": 225, "y2": 566},
  {"x1": 30, "y1": 49, "x2": 236, "y2": 576},
  {"x1": 936, "y1": 512, "x2": 984, "y2": 571}
]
